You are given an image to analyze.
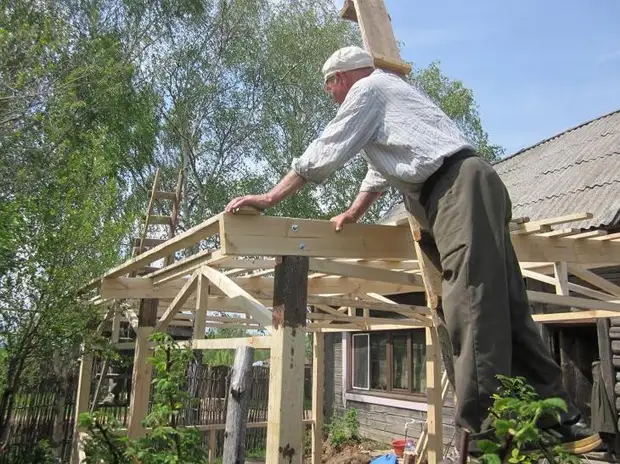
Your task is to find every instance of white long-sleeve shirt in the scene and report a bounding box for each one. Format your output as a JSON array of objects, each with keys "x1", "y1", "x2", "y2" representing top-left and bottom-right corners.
[{"x1": 291, "y1": 69, "x2": 475, "y2": 199}]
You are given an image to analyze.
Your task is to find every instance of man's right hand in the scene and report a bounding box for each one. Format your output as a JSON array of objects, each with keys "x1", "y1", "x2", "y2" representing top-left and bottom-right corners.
[{"x1": 330, "y1": 211, "x2": 357, "y2": 231}]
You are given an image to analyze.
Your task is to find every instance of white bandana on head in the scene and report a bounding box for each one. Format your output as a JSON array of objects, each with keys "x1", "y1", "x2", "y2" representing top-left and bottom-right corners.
[{"x1": 321, "y1": 46, "x2": 375, "y2": 82}]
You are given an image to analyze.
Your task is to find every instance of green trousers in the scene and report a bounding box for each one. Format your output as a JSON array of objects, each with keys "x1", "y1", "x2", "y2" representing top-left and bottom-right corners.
[{"x1": 406, "y1": 153, "x2": 576, "y2": 433}]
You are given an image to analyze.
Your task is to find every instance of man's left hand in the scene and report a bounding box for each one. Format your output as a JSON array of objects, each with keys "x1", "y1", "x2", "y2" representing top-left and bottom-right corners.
[{"x1": 225, "y1": 194, "x2": 272, "y2": 213}]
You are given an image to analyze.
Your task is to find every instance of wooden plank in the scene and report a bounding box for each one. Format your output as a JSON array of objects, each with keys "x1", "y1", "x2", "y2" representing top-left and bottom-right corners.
[
  {"x1": 308, "y1": 258, "x2": 423, "y2": 286},
  {"x1": 222, "y1": 346, "x2": 254, "y2": 464},
  {"x1": 425, "y1": 326, "x2": 443, "y2": 464},
  {"x1": 133, "y1": 237, "x2": 168, "y2": 248},
  {"x1": 533, "y1": 310, "x2": 620, "y2": 323},
  {"x1": 307, "y1": 295, "x2": 430, "y2": 315},
  {"x1": 311, "y1": 333, "x2": 324, "y2": 464},
  {"x1": 339, "y1": 0, "x2": 357, "y2": 21},
  {"x1": 537, "y1": 228, "x2": 581, "y2": 238},
  {"x1": 522, "y1": 269, "x2": 620, "y2": 302},
  {"x1": 592, "y1": 232, "x2": 620, "y2": 241},
  {"x1": 566, "y1": 264, "x2": 620, "y2": 298},
  {"x1": 307, "y1": 312, "x2": 427, "y2": 327},
  {"x1": 527, "y1": 291, "x2": 620, "y2": 312},
  {"x1": 91, "y1": 213, "x2": 223, "y2": 282},
  {"x1": 266, "y1": 256, "x2": 309, "y2": 464},
  {"x1": 201, "y1": 266, "x2": 272, "y2": 328},
  {"x1": 154, "y1": 271, "x2": 199, "y2": 331},
  {"x1": 193, "y1": 274, "x2": 209, "y2": 340},
  {"x1": 554, "y1": 262, "x2": 569, "y2": 296},
  {"x1": 352, "y1": 0, "x2": 402, "y2": 63},
  {"x1": 191, "y1": 337, "x2": 271, "y2": 350},
  {"x1": 511, "y1": 233, "x2": 620, "y2": 264},
  {"x1": 70, "y1": 351, "x2": 93, "y2": 464},
  {"x1": 510, "y1": 212, "x2": 593, "y2": 232},
  {"x1": 145, "y1": 214, "x2": 171, "y2": 225},
  {"x1": 150, "y1": 190, "x2": 177, "y2": 201},
  {"x1": 220, "y1": 213, "x2": 416, "y2": 260},
  {"x1": 566, "y1": 230, "x2": 607, "y2": 239},
  {"x1": 148, "y1": 249, "x2": 224, "y2": 285},
  {"x1": 127, "y1": 298, "x2": 158, "y2": 439}
]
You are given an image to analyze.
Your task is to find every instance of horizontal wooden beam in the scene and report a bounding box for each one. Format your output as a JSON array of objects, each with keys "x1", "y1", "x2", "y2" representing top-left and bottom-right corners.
[
  {"x1": 512, "y1": 233, "x2": 620, "y2": 263},
  {"x1": 308, "y1": 258, "x2": 422, "y2": 286},
  {"x1": 85, "y1": 213, "x2": 223, "y2": 285},
  {"x1": 220, "y1": 214, "x2": 416, "y2": 260},
  {"x1": 532, "y1": 310, "x2": 620, "y2": 324}
]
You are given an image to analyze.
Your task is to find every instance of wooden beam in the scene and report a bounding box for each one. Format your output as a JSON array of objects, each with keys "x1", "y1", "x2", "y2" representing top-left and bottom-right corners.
[
  {"x1": 89, "y1": 213, "x2": 223, "y2": 283},
  {"x1": 554, "y1": 262, "x2": 569, "y2": 296},
  {"x1": 266, "y1": 256, "x2": 309, "y2": 464},
  {"x1": 193, "y1": 274, "x2": 209, "y2": 339},
  {"x1": 154, "y1": 271, "x2": 199, "y2": 331},
  {"x1": 148, "y1": 249, "x2": 226, "y2": 285},
  {"x1": 510, "y1": 212, "x2": 593, "y2": 233},
  {"x1": 566, "y1": 264, "x2": 620, "y2": 298},
  {"x1": 511, "y1": 233, "x2": 620, "y2": 263},
  {"x1": 425, "y1": 326, "x2": 443, "y2": 464},
  {"x1": 527, "y1": 291, "x2": 620, "y2": 312},
  {"x1": 351, "y1": 0, "x2": 402, "y2": 66},
  {"x1": 191, "y1": 337, "x2": 271, "y2": 350},
  {"x1": 311, "y1": 333, "x2": 324, "y2": 464},
  {"x1": 201, "y1": 266, "x2": 272, "y2": 328},
  {"x1": 101, "y1": 275, "x2": 421, "y2": 300},
  {"x1": 308, "y1": 257, "x2": 422, "y2": 286},
  {"x1": 220, "y1": 213, "x2": 416, "y2": 260},
  {"x1": 532, "y1": 310, "x2": 620, "y2": 323},
  {"x1": 71, "y1": 350, "x2": 93, "y2": 464},
  {"x1": 127, "y1": 298, "x2": 158, "y2": 439}
]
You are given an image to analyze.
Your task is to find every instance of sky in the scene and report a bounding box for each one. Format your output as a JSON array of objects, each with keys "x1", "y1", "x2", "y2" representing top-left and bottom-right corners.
[{"x1": 348, "y1": 0, "x2": 620, "y2": 156}]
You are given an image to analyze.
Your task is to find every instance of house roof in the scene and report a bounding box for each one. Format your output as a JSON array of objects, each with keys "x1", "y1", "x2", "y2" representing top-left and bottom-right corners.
[{"x1": 381, "y1": 109, "x2": 620, "y2": 230}]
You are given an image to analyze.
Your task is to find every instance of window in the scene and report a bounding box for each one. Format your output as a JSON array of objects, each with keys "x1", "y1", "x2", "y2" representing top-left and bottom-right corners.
[{"x1": 350, "y1": 330, "x2": 426, "y2": 396}]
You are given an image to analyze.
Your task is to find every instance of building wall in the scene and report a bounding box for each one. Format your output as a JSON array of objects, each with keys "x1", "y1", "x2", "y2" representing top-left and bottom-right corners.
[{"x1": 326, "y1": 333, "x2": 457, "y2": 450}]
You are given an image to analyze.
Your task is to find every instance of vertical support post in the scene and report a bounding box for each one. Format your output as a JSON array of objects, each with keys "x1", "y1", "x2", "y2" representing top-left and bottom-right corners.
[
  {"x1": 266, "y1": 256, "x2": 309, "y2": 464},
  {"x1": 127, "y1": 298, "x2": 158, "y2": 439},
  {"x1": 71, "y1": 349, "x2": 93, "y2": 464},
  {"x1": 223, "y1": 346, "x2": 255, "y2": 464},
  {"x1": 425, "y1": 326, "x2": 443, "y2": 464},
  {"x1": 311, "y1": 332, "x2": 325, "y2": 464},
  {"x1": 208, "y1": 429, "x2": 217, "y2": 463},
  {"x1": 194, "y1": 274, "x2": 209, "y2": 340},
  {"x1": 554, "y1": 261, "x2": 569, "y2": 296}
]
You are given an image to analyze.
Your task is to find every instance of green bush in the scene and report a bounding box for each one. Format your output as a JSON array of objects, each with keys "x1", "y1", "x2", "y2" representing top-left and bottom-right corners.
[
  {"x1": 326, "y1": 408, "x2": 360, "y2": 449},
  {"x1": 477, "y1": 375, "x2": 582, "y2": 464},
  {"x1": 78, "y1": 333, "x2": 208, "y2": 463}
]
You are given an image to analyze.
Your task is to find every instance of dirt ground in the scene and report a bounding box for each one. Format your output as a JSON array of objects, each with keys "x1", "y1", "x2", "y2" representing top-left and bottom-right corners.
[{"x1": 318, "y1": 439, "x2": 391, "y2": 464}]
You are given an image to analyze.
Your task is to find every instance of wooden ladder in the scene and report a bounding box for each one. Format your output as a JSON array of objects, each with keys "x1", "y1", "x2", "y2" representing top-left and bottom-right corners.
[{"x1": 132, "y1": 166, "x2": 184, "y2": 270}]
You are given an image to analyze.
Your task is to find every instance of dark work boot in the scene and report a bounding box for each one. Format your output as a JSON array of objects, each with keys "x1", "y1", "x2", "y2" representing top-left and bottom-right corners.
[{"x1": 541, "y1": 414, "x2": 603, "y2": 455}]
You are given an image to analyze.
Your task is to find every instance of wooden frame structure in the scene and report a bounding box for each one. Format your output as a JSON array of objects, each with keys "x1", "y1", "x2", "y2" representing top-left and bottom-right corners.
[
  {"x1": 74, "y1": 207, "x2": 620, "y2": 464},
  {"x1": 70, "y1": 3, "x2": 620, "y2": 463}
]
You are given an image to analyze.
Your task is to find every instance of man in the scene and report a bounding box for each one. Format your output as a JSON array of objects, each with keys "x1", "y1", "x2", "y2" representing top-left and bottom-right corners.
[{"x1": 225, "y1": 46, "x2": 600, "y2": 454}]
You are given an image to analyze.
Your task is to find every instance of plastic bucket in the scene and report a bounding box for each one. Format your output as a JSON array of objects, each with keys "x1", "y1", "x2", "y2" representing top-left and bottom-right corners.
[{"x1": 391, "y1": 439, "x2": 407, "y2": 457}]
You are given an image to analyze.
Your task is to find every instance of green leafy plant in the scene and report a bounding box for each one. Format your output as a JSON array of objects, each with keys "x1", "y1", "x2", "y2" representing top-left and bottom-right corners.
[
  {"x1": 325, "y1": 408, "x2": 360, "y2": 449},
  {"x1": 79, "y1": 333, "x2": 208, "y2": 463},
  {"x1": 477, "y1": 375, "x2": 581, "y2": 464}
]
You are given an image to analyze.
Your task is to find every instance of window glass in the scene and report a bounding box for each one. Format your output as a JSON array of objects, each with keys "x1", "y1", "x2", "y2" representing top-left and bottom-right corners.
[
  {"x1": 370, "y1": 333, "x2": 387, "y2": 390},
  {"x1": 392, "y1": 332, "x2": 409, "y2": 390},
  {"x1": 411, "y1": 330, "x2": 427, "y2": 392},
  {"x1": 352, "y1": 334, "x2": 369, "y2": 389}
]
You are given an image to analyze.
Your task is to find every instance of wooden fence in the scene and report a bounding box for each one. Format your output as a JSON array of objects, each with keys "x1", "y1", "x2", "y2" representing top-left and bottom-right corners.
[
  {"x1": 0, "y1": 359, "x2": 283, "y2": 462},
  {"x1": 0, "y1": 374, "x2": 78, "y2": 463}
]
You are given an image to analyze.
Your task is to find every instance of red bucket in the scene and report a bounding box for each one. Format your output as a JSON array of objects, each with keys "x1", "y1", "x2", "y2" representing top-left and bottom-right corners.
[{"x1": 391, "y1": 439, "x2": 407, "y2": 457}]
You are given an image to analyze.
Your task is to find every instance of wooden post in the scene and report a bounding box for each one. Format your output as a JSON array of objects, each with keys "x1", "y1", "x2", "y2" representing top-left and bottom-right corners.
[
  {"x1": 127, "y1": 298, "x2": 158, "y2": 439},
  {"x1": 223, "y1": 345, "x2": 255, "y2": 464},
  {"x1": 266, "y1": 256, "x2": 309, "y2": 464},
  {"x1": 311, "y1": 332, "x2": 325, "y2": 464},
  {"x1": 71, "y1": 349, "x2": 93, "y2": 464},
  {"x1": 425, "y1": 326, "x2": 443, "y2": 464}
]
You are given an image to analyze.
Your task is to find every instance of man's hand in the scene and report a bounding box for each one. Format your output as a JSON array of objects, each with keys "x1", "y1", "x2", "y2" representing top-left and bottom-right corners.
[
  {"x1": 330, "y1": 211, "x2": 357, "y2": 231},
  {"x1": 225, "y1": 194, "x2": 272, "y2": 213}
]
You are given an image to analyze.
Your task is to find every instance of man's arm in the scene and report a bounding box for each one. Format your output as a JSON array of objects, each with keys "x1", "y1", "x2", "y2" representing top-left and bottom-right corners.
[{"x1": 225, "y1": 170, "x2": 306, "y2": 213}]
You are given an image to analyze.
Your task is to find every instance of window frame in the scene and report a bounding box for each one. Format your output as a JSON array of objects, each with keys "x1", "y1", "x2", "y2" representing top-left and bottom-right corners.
[
  {"x1": 351, "y1": 333, "x2": 370, "y2": 390},
  {"x1": 347, "y1": 329, "x2": 427, "y2": 401}
]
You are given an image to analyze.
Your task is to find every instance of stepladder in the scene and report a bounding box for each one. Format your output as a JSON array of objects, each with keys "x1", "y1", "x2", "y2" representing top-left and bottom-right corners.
[{"x1": 405, "y1": 213, "x2": 467, "y2": 464}]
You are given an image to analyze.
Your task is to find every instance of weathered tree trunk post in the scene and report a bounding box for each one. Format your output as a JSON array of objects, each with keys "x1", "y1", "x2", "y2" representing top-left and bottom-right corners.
[
  {"x1": 222, "y1": 345, "x2": 255, "y2": 464},
  {"x1": 265, "y1": 255, "x2": 309, "y2": 464},
  {"x1": 127, "y1": 298, "x2": 158, "y2": 439}
]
